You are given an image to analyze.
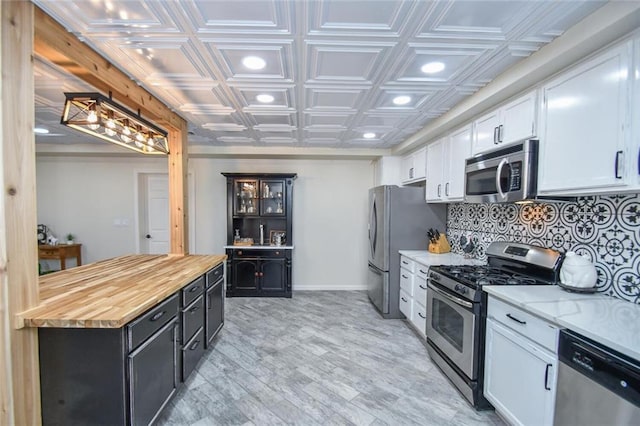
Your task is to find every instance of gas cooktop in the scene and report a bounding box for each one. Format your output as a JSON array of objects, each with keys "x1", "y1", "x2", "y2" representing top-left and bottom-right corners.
[
  {"x1": 428, "y1": 242, "x2": 563, "y2": 303},
  {"x1": 429, "y1": 264, "x2": 543, "y2": 289}
]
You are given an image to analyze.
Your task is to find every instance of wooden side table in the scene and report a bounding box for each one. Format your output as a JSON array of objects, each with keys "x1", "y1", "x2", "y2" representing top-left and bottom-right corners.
[{"x1": 38, "y1": 244, "x2": 82, "y2": 270}]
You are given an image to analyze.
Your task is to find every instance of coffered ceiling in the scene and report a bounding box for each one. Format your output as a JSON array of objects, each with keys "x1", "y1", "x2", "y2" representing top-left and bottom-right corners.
[{"x1": 32, "y1": 0, "x2": 605, "y2": 151}]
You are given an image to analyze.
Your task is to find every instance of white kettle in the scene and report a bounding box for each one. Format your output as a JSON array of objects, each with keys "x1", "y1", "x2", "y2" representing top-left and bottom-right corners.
[{"x1": 560, "y1": 252, "x2": 597, "y2": 289}]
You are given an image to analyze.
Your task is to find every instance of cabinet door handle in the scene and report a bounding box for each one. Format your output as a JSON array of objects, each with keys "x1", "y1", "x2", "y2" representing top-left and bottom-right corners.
[
  {"x1": 419, "y1": 269, "x2": 427, "y2": 274},
  {"x1": 150, "y1": 311, "x2": 165, "y2": 322},
  {"x1": 615, "y1": 150, "x2": 623, "y2": 179},
  {"x1": 544, "y1": 363, "x2": 552, "y2": 390},
  {"x1": 445, "y1": 182, "x2": 449, "y2": 196},
  {"x1": 402, "y1": 274, "x2": 408, "y2": 279},
  {"x1": 189, "y1": 305, "x2": 200, "y2": 314},
  {"x1": 419, "y1": 285, "x2": 427, "y2": 290},
  {"x1": 498, "y1": 124, "x2": 504, "y2": 142},
  {"x1": 637, "y1": 149, "x2": 640, "y2": 175},
  {"x1": 493, "y1": 126, "x2": 499, "y2": 144},
  {"x1": 401, "y1": 297, "x2": 408, "y2": 302},
  {"x1": 402, "y1": 260, "x2": 408, "y2": 265},
  {"x1": 437, "y1": 184, "x2": 441, "y2": 197},
  {"x1": 418, "y1": 312, "x2": 426, "y2": 319},
  {"x1": 189, "y1": 340, "x2": 201, "y2": 351},
  {"x1": 506, "y1": 313, "x2": 526, "y2": 325},
  {"x1": 255, "y1": 272, "x2": 259, "y2": 277}
]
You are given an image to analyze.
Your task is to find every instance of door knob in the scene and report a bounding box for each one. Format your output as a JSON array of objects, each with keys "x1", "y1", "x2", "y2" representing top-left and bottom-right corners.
[{"x1": 145, "y1": 234, "x2": 151, "y2": 239}]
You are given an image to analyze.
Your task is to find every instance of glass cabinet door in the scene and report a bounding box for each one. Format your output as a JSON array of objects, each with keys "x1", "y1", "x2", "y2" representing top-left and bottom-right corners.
[
  {"x1": 234, "y1": 179, "x2": 259, "y2": 216},
  {"x1": 260, "y1": 179, "x2": 285, "y2": 216}
]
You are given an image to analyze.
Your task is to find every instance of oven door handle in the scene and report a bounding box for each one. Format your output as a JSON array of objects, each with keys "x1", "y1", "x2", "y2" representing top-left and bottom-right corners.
[{"x1": 428, "y1": 282, "x2": 473, "y2": 309}]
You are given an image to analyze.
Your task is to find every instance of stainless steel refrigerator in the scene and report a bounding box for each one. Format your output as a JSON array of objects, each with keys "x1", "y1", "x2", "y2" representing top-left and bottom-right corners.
[{"x1": 367, "y1": 185, "x2": 446, "y2": 319}]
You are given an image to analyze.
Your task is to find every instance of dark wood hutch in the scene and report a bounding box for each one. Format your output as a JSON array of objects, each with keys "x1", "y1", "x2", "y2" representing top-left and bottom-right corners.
[{"x1": 222, "y1": 173, "x2": 296, "y2": 297}]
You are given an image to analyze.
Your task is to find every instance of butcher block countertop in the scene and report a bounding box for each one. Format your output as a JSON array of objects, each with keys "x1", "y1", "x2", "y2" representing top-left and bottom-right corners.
[{"x1": 18, "y1": 254, "x2": 226, "y2": 329}]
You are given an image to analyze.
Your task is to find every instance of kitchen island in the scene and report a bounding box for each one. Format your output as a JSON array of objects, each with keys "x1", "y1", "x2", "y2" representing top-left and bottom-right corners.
[{"x1": 19, "y1": 254, "x2": 226, "y2": 426}]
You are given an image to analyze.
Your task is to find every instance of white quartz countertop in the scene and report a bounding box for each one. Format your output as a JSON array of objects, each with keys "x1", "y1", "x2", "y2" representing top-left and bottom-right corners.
[
  {"x1": 224, "y1": 245, "x2": 294, "y2": 250},
  {"x1": 484, "y1": 285, "x2": 640, "y2": 361},
  {"x1": 399, "y1": 250, "x2": 482, "y2": 266}
]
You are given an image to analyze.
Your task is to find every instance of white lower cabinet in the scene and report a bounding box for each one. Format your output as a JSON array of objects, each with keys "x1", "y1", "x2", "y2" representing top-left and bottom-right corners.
[
  {"x1": 484, "y1": 297, "x2": 558, "y2": 426},
  {"x1": 398, "y1": 255, "x2": 429, "y2": 337}
]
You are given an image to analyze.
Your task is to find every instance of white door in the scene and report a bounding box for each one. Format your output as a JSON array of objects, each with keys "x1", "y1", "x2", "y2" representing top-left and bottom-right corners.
[
  {"x1": 142, "y1": 174, "x2": 170, "y2": 254},
  {"x1": 538, "y1": 41, "x2": 631, "y2": 195},
  {"x1": 446, "y1": 125, "x2": 472, "y2": 201},
  {"x1": 425, "y1": 138, "x2": 445, "y2": 202},
  {"x1": 472, "y1": 109, "x2": 500, "y2": 154},
  {"x1": 484, "y1": 318, "x2": 557, "y2": 426},
  {"x1": 501, "y1": 90, "x2": 537, "y2": 144}
]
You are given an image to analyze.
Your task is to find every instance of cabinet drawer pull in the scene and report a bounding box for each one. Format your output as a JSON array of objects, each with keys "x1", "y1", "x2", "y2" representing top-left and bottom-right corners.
[
  {"x1": 506, "y1": 313, "x2": 526, "y2": 325},
  {"x1": 150, "y1": 311, "x2": 165, "y2": 322},
  {"x1": 189, "y1": 340, "x2": 201, "y2": 351},
  {"x1": 544, "y1": 363, "x2": 552, "y2": 390},
  {"x1": 189, "y1": 305, "x2": 200, "y2": 314},
  {"x1": 402, "y1": 260, "x2": 408, "y2": 265},
  {"x1": 402, "y1": 274, "x2": 408, "y2": 279},
  {"x1": 419, "y1": 269, "x2": 427, "y2": 274},
  {"x1": 401, "y1": 297, "x2": 408, "y2": 302},
  {"x1": 189, "y1": 286, "x2": 200, "y2": 293},
  {"x1": 615, "y1": 150, "x2": 623, "y2": 179},
  {"x1": 418, "y1": 312, "x2": 426, "y2": 319},
  {"x1": 419, "y1": 285, "x2": 427, "y2": 290}
]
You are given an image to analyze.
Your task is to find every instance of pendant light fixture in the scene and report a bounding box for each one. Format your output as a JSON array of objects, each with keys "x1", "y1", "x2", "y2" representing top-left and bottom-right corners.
[{"x1": 61, "y1": 92, "x2": 169, "y2": 155}]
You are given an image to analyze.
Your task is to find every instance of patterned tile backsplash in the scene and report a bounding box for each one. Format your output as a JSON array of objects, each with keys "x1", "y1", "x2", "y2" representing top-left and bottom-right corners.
[{"x1": 446, "y1": 195, "x2": 640, "y2": 304}]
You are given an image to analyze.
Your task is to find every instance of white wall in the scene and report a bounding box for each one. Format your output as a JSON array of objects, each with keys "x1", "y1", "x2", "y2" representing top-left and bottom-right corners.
[{"x1": 36, "y1": 155, "x2": 373, "y2": 290}]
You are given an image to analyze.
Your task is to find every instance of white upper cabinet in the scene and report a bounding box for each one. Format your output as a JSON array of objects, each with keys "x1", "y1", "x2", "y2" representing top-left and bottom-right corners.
[
  {"x1": 425, "y1": 138, "x2": 445, "y2": 201},
  {"x1": 538, "y1": 40, "x2": 632, "y2": 195},
  {"x1": 374, "y1": 156, "x2": 401, "y2": 186},
  {"x1": 401, "y1": 147, "x2": 427, "y2": 184},
  {"x1": 426, "y1": 125, "x2": 472, "y2": 202},
  {"x1": 472, "y1": 90, "x2": 538, "y2": 155}
]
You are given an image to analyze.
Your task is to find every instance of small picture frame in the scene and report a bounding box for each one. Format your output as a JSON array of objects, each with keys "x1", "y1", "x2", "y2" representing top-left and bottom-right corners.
[{"x1": 270, "y1": 230, "x2": 286, "y2": 246}]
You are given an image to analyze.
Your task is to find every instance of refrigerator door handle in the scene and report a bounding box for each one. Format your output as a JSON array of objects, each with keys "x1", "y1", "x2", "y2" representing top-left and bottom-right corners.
[{"x1": 370, "y1": 194, "x2": 377, "y2": 258}]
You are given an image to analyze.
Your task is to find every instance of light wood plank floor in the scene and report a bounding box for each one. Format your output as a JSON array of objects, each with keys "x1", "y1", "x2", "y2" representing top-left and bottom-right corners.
[{"x1": 158, "y1": 291, "x2": 504, "y2": 426}]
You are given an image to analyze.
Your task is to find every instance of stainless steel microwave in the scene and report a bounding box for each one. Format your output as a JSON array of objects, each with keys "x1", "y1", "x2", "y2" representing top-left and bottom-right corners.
[{"x1": 464, "y1": 139, "x2": 538, "y2": 203}]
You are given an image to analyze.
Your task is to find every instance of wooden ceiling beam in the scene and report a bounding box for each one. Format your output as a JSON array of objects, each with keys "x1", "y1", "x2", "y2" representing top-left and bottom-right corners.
[{"x1": 33, "y1": 5, "x2": 185, "y2": 132}]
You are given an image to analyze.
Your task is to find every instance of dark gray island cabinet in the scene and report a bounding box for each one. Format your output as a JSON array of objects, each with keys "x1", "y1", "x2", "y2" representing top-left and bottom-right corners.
[{"x1": 24, "y1": 255, "x2": 225, "y2": 426}]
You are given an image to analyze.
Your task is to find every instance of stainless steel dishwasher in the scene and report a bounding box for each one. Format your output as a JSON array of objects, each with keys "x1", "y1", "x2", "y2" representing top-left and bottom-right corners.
[{"x1": 554, "y1": 329, "x2": 640, "y2": 426}]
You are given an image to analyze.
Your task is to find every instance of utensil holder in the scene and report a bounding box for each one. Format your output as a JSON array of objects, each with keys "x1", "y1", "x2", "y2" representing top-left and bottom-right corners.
[{"x1": 428, "y1": 235, "x2": 451, "y2": 254}]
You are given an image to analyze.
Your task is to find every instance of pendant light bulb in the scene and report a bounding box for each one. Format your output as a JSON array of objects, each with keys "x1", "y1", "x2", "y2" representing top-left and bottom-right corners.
[
  {"x1": 87, "y1": 109, "x2": 100, "y2": 130},
  {"x1": 105, "y1": 118, "x2": 116, "y2": 136},
  {"x1": 120, "y1": 121, "x2": 132, "y2": 143}
]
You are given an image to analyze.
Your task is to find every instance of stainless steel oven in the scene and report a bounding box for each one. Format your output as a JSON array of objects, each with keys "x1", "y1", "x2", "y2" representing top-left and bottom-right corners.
[
  {"x1": 427, "y1": 282, "x2": 476, "y2": 379},
  {"x1": 464, "y1": 139, "x2": 538, "y2": 203},
  {"x1": 426, "y1": 272, "x2": 488, "y2": 409},
  {"x1": 426, "y1": 242, "x2": 563, "y2": 411}
]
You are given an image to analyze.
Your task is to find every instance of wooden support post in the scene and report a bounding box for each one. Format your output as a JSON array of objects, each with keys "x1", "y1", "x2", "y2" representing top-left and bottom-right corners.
[
  {"x1": 168, "y1": 122, "x2": 189, "y2": 255},
  {"x1": 33, "y1": 4, "x2": 190, "y2": 256},
  {"x1": 1, "y1": 2, "x2": 42, "y2": 424}
]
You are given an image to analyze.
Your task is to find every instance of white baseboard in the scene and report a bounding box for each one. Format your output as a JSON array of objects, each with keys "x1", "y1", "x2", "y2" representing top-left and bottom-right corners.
[{"x1": 292, "y1": 283, "x2": 368, "y2": 291}]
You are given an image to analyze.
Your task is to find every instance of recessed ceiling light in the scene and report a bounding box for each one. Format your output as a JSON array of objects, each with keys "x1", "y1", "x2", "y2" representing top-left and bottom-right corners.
[
  {"x1": 421, "y1": 61, "x2": 445, "y2": 74},
  {"x1": 363, "y1": 132, "x2": 376, "y2": 139},
  {"x1": 256, "y1": 94, "x2": 274, "y2": 103},
  {"x1": 392, "y1": 96, "x2": 412, "y2": 106},
  {"x1": 34, "y1": 127, "x2": 49, "y2": 134},
  {"x1": 242, "y1": 56, "x2": 266, "y2": 70}
]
